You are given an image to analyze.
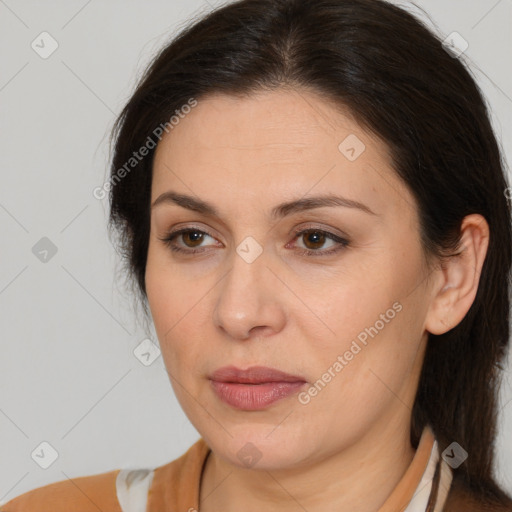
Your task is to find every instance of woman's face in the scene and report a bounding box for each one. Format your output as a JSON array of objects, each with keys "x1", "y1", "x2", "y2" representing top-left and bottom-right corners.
[{"x1": 146, "y1": 88, "x2": 436, "y2": 470}]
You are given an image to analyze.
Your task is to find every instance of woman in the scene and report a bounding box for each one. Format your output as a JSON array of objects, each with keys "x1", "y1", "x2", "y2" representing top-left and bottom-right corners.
[{"x1": 3, "y1": 0, "x2": 512, "y2": 510}]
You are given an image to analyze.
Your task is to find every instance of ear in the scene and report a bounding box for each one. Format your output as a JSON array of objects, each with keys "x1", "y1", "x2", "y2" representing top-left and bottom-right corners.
[{"x1": 424, "y1": 214, "x2": 490, "y2": 335}]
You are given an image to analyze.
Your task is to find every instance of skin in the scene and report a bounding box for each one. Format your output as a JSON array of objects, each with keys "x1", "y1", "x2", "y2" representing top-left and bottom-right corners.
[{"x1": 145, "y1": 87, "x2": 489, "y2": 512}]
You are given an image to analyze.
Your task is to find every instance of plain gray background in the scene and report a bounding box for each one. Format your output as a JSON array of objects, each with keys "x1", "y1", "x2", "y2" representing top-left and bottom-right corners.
[{"x1": 1, "y1": 0, "x2": 511, "y2": 504}]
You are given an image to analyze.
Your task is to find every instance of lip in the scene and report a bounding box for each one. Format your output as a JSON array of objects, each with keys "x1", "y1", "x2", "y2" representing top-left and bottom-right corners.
[
  {"x1": 210, "y1": 365, "x2": 306, "y2": 384},
  {"x1": 209, "y1": 365, "x2": 307, "y2": 410}
]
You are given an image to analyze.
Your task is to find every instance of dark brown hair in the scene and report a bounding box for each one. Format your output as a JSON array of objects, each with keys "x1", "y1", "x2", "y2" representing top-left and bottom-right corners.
[{"x1": 108, "y1": 0, "x2": 512, "y2": 505}]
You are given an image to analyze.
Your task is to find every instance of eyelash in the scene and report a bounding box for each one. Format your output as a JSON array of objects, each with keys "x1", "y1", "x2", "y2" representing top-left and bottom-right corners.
[{"x1": 158, "y1": 226, "x2": 350, "y2": 257}]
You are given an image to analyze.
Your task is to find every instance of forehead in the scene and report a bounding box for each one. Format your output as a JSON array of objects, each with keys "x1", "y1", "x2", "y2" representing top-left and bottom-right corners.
[
  {"x1": 151, "y1": 88, "x2": 413, "y2": 219},
  {"x1": 155, "y1": 88, "x2": 375, "y2": 159}
]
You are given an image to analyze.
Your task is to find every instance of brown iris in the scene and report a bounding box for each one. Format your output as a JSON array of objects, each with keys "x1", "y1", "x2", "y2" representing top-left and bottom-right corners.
[
  {"x1": 301, "y1": 231, "x2": 326, "y2": 250},
  {"x1": 182, "y1": 230, "x2": 205, "y2": 247}
]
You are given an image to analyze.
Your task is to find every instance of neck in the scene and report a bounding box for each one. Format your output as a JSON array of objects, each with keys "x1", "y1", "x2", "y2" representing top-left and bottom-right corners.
[{"x1": 199, "y1": 415, "x2": 417, "y2": 512}]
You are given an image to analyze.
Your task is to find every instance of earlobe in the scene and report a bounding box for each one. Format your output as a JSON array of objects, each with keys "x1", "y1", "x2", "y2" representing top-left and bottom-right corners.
[{"x1": 424, "y1": 214, "x2": 490, "y2": 336}]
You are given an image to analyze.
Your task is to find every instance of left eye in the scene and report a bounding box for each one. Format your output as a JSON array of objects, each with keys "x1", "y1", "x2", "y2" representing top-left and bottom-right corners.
[
  {"x1": 290, "y1": 229, "x2": 349, "y2": 256},
  {"x1": 295, "y1": 230, "x2": 337, "y2": 250}
]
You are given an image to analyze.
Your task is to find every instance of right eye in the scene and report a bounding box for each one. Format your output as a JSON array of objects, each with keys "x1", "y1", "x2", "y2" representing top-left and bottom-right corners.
[{"x1": 159, "y1": 228, "x2": 221, "y2": 254}]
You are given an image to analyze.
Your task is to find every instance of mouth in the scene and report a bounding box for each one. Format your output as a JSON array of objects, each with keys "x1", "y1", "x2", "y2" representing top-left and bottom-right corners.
[{"x1": 209, "y1": 365, "x2": 308, "y2": 410}]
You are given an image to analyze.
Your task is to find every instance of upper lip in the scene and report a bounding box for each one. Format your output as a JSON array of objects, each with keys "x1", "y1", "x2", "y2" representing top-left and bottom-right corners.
[{"x1": 210, "y1": 365, "x2": 306, "y2": 384}]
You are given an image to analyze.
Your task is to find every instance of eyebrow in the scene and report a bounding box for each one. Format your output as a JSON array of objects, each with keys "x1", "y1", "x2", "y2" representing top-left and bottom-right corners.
[{"x1": 151, "y1": 191, "x2": 377, "y2": 218}]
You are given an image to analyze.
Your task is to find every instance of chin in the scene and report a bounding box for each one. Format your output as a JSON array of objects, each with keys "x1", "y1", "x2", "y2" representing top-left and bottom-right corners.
[{"x1": 203, "y1": 424, "x2": 311, "y2": 471}]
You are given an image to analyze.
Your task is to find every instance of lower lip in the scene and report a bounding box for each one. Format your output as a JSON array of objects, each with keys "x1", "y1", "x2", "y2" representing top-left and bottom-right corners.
[{"x1": 210, "y1": 380, "x2": 306, "y2": 410}]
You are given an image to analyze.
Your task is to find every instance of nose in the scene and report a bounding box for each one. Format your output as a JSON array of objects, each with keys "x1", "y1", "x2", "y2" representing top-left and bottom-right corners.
[{"x1": 212, "y1": 244, "x2": 287, "y2": 341}]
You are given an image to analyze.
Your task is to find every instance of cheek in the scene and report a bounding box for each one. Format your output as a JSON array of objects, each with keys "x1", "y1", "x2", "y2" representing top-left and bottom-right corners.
[
  {"x1": 295, "y1": 266, "x2": 399, "y2": 351},
  {"x1": 145, "y1": 242, "x2": 198, "y2": 330},
  {"x1": 303, "y1": 296, "x2": 408, "y2": 396},
  {"x1": 145, "y1": 253, "x2": 213, "y2": 373},
  {"x1": 299, "y1": 303, "x2": 421, "y2": 430},
  {"x1": 296, "y1": 253, "x2": 426, "y2": 392}
]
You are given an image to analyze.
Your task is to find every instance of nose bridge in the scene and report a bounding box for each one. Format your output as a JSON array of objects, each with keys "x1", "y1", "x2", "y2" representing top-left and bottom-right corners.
[{"x1": 213, "y1": 237, "x2": 285, "y2": 339}]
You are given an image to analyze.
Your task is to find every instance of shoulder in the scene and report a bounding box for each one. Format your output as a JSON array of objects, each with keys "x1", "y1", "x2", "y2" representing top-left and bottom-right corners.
[
  {"x1": 443, "y1": 475, "x2": 512, "y2": 512},
  {"x1": 147, "y1": 438, "x2": 210, "y2": 510},
  {"x1": 0, "y1": 468, "x2": 123, "y2": 512}
]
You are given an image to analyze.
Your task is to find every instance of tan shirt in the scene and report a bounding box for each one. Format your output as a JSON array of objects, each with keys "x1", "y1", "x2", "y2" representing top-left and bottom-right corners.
[{"x1": 1, "y1": 424, "x2": 453, "y2": 511}]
